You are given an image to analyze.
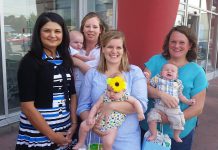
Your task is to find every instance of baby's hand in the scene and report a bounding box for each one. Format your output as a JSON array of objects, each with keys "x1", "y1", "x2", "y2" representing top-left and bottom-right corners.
[
  {"x1": 188, "y1": 98, "x2": 196, "y2": 105},
  {"x1": 143, "y1": 72, "x2": 150, "y2": 79},
  {"x1": 88, "y1": 55, "x2": 95, "y2": 61},
  {"x1": 86, "y1": 118, "x2": 95, "y2": 125},
  {"x1": 138, "y1": 113, "x2": 145, "y2": 121},
  {"x1": 143, "y1": 72, "x2": 151, "y2": 83}
]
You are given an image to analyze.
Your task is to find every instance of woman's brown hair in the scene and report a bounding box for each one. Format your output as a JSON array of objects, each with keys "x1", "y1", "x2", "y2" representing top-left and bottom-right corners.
[{"x1": 162, "y1": 25, "x2": 197, "y2": 62}]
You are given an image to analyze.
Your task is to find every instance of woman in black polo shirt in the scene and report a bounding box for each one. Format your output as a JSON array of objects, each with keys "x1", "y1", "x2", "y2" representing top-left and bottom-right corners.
[{"x1": 15, "y1": 12, "x2": 77, "y2": 150}]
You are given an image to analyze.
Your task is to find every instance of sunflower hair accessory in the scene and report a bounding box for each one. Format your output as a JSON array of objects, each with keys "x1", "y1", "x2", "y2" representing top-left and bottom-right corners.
[{"x1": 107, "y1": 76, "x2": 126, "y2": 92}]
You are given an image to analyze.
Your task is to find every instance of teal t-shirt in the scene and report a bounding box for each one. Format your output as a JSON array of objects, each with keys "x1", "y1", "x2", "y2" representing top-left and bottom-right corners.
[{"x1": 141, "y1": 54, "x2": 208, "y2": 138}]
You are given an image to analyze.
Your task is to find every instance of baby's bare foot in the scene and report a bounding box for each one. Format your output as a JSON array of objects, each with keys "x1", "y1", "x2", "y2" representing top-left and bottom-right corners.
[
  {"x1": 72, "y1": 143, "x2": 84, "y2": 150},
  {"x1": 174, "y1": 136, "x2": 183, "y2": 143},
  {"x1": 147, "y1": 134, "x2": 157, "y2": 141}
]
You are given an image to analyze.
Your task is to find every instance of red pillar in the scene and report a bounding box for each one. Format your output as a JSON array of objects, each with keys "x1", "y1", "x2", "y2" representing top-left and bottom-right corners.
[{"x1": 117, "y1": 0, "x2": 179, "y2": 68}]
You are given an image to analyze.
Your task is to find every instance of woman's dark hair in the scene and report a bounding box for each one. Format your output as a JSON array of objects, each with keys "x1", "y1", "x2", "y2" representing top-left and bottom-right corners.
[
  {"x1": 80, "y1": 12, "x2": 108, "y2": 49},
  {"x1": 162, "y1": 25, "x2": 197, "y2": 62},
  {"x1": 30, "y1": 12, "x2": 72, "y2": 68}
]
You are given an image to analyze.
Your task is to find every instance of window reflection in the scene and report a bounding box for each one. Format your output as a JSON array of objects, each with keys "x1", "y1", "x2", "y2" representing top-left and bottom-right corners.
[
  {"x1": 175, "y1": 11, "x2": 185, "y2": 26},
  {"x1": 188, "y1": 0, "x2": 200, "y2": 7},
  {"x1": 178, "y1": 3, "x2": 185, "y2": 10},
  {"x1": 180, "y1": 0, "x2": 186, "y2": 3},
  {"x1": 197, "y1": 12, "x2": 211, "y2": 71},
  {"x1": 208, "y1": 15, "x2": 218, "y2": 73},
  {"x1": 4, "y1": 0, "x2": 34, "y2": 112},
  {"x1": 187, "y1": 9, "x2": 199, "y2": 35},
  {"x1": 36, "y1": 0, "x2": 79, "y2": 30},
  {"x1": 0, "y1": 25, "x2": 5, "y2": 115},
  {"x1": 87, "y1": 0, "x2": 114, "y2": 29},
  {"x1": 212, "y1": 0, "x2": 218, "y2": 12},
  {"x1": 176, "y1": 4, "x2": 186, "y2": 26},
  {"x1": 201, "y1": 0, "x2": 212, "y2": 11},
  {"x1": 3, "y1": 0, "x2": 79, "y2": 113}
]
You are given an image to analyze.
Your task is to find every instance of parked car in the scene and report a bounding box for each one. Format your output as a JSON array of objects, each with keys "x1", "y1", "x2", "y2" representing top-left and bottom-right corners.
[{"x1": 7, "y1": 36, "x2": 30, "y2": 45}]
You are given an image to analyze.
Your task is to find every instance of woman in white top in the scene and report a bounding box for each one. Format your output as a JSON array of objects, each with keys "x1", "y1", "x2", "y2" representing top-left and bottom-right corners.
[{"x1": 72, "y1": 12, "x2": 108, "y2": 95}]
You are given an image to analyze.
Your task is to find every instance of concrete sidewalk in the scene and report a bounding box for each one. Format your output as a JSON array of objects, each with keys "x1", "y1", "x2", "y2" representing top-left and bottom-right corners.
[
  {"x1": 192, "y1": 77, "x2": 218, "y2": 150},
  {"x1": 0, "y1": 122, "x2": 18, "y2": 150},
  {"x1": 0, "y1": 77, "x2": 218, "y2": 150}
]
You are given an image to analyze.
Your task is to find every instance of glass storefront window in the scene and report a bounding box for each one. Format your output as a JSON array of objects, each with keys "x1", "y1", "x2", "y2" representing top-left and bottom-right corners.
[
  {"x1": 175, "y1": 11, "x2": 185, "y2": 26},
  {"x1": 178, "y1": 3, "x2": 185, "y2": 10},
  {"x1": 197, "y1": 11, "x2": 211, "y2": 71},
  {"x1": 187, "y1": 8, "x2": 200, "y2": 35},
  {"x1": 176, "y1": 4, "x2": 186, "y2": 26},
  {"x1": 87, "y1": 0, "x2": 114, "y2": 29},
  {"x1": 188, "y1": 0, "x2": 200, "y2": 8},
  {"x1": 0, "y1": 24, "x2": 5, "y2": 115},
  {"x1": 180, "y1": 0, "x2": 186, "y2": 3},
  {"x1": 212, "y1": 0, "x2": 218, "y2": 12},
  {"x1": 4, "y1": 0, "x2": 34, "y2": 113},
  {"x1": 201, "y1": 0, "x2": 212, "y2": 11},
  {"x1": 3, "y1": 0, "x2": 79, "y2": 113},
  {"x1": 1, "y1": 0, "x2": 117, "y2": 117},
  {"x1": 36, "y1": 0, "x2": 79, "y2": 30},
  {"x1": 188, "y1": 7, "x2": 200, "y2": 15},
  {"x1": 208, "y1": 14, "x2": 218, "y2": 74}
]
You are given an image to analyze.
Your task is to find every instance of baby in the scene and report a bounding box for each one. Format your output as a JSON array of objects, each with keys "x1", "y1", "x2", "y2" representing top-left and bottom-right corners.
[
  {"x1": 69, "y1": 30, "x2": 94, "y2": 61},
  {"x1": 73, "y1": 75, "x2": 145, "y2": 150},
  {"x1": 146, "y1": 63, "x2": 195, "y2": 142}
]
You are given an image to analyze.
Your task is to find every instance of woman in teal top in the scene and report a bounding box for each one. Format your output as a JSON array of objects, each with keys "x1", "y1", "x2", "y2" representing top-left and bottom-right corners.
[{"x1": 142, "y1": 26, "x2": 208, "y2": 150}]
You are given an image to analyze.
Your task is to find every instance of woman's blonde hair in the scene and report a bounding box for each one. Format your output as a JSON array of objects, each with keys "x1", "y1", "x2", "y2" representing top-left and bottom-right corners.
[{"x1": 97, "y1": 30, "x2": 130, "y2": 73}]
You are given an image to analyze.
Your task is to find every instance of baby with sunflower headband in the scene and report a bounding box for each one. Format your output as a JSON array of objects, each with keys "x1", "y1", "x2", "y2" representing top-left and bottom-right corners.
[{"x1": 73, "y1": 74, "x2": 145, "y2": 150}]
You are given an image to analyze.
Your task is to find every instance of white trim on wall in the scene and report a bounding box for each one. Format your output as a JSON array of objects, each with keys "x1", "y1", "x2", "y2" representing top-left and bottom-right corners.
[{"x1": 0, "y1": 112, "x2": 20, "y2": 127}]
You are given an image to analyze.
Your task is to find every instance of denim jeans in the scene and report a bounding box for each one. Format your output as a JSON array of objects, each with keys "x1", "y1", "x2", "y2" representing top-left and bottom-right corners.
[{"x1": 171, "y1": 129, "x2": 195, "y2": 150}]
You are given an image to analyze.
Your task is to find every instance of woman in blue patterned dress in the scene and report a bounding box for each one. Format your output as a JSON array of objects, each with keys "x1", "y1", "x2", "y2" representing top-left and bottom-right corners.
[{"x1": 16, "y1": 12, "x2": 78, "y2": 149}]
